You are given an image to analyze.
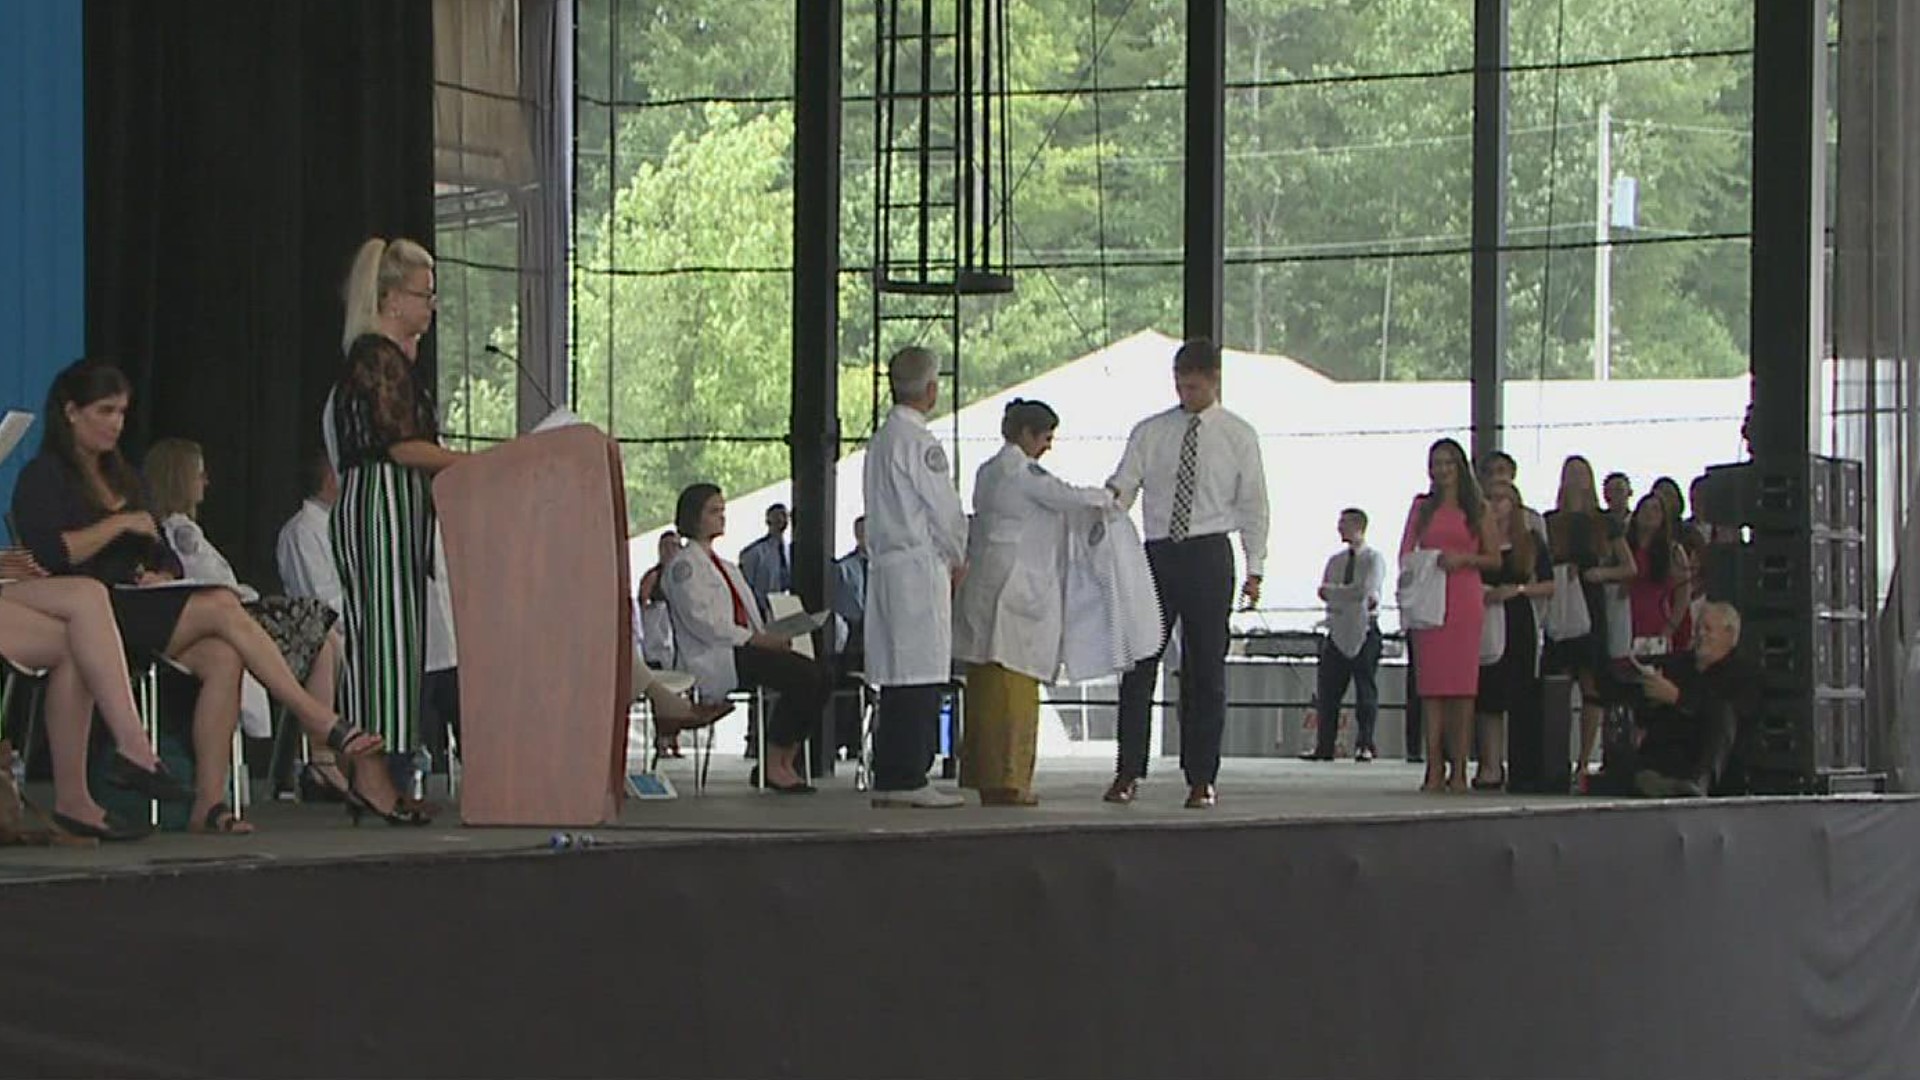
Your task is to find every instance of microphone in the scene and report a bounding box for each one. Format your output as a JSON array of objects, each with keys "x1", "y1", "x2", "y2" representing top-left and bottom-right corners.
[{"x1": 484, "y1": 342, "x2": 559, "y2": 415}]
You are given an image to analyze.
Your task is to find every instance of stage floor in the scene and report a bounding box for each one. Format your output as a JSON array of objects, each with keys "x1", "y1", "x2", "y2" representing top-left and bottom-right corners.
[
  {"x1": 4, "y1": 751, "x2": 1915, "y2": 1078},
  {"x1": 0, "y1": 752, "x2": 1725, "y2": 884}
]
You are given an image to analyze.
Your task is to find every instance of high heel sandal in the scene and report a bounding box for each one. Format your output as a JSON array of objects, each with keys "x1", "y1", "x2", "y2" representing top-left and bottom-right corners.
[
  {"x1": 300, "y1": 759, "x2": 351, "y2": 804},
  {"x1": 344, "y1": 774, "x2": 434, "y2": 827},
  {"x1": 324, "y1": 721, "x2": 383, "y2": 758}
]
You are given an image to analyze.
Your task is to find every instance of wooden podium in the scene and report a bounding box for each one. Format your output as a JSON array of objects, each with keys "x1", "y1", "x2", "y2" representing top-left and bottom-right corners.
[{"x1": 433, "y1": 425, "x2": 633, "y2": 826}]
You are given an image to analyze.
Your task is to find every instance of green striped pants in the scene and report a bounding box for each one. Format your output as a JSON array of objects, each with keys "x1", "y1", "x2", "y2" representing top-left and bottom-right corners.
[{"x1": 331, "y1": 460, "x2": 434, "y2": 754}]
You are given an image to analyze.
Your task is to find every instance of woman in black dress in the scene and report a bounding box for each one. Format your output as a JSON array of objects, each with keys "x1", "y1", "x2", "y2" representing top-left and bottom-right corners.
[
  {"x1": 1472, "y1": 480, "x2": 1555, "y2": 789},
  {"x1": 1541, "y1": 455, "x2": 1638, "y2": 791},
  {"x1": 0, "y1": 551, "x2": 196, "y2": 840},
  {"x1": 11, "y1": 360, "x2": 409, "y2": 832}
]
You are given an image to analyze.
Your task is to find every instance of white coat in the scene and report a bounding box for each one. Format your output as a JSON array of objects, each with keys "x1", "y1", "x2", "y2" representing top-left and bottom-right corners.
[
  {"x1": 1060, "y1": 511, "x2": 1165, "y2": 683},
  {"x1": 658, "y1": 539, "x2": 765, "y2": 702},
  {"x1": 953, "y1": 443, "x2": 1114, "y2": 682},
  {"x1": 863, "y1": 404, "x2": 968, "y2": 687},
  {"x1": 160, "y1": 514, "x2": 271, "y2": 739}
]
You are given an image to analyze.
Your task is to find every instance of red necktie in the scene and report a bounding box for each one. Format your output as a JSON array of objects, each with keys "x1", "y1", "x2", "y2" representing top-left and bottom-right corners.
[{"x1": 707, "y1": 548, "x2": 751, "y2": 629}]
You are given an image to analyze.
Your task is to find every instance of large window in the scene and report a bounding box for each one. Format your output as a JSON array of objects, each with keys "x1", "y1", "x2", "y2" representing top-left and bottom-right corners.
[
  {"x1": 574, "y1": 0, "x2": 797, "y2": 548},
  {"x1": 1502, "y1": 1, "x2": 1753, "y2": 513},
  {"x1": 434, "y1": 1, "x2": 529, "y2": 452},
  {"x1": 1224, "y1": 2, "x2": 1474, "y2": 629}
]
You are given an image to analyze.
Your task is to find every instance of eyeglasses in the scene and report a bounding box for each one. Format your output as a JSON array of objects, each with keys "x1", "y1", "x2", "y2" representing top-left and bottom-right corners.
[{"x1": 398, "y1": 287, "x2": 438, "y2": 303}]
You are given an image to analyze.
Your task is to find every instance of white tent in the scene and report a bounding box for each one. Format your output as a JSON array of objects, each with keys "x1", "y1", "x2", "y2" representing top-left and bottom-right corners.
[{"x1": 631, "y1": 329, "x2": 1747, "y2": 632}]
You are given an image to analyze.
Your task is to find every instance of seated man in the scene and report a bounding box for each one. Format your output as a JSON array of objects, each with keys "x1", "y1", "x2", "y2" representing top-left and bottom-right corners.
[{"x1": 1627, "y1": 601, "x2": 1756, "y2": 797}]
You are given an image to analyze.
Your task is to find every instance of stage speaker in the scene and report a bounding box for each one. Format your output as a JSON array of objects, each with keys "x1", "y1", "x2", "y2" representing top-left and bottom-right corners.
[
  {"x1": 1698, "y1": 452, "x2": 1874, "y2": 793},
  {"x1": 1508, "y1": 674, "x2": 1574, "y2": 793},
  {"x1": 1692, "y1": 455, "x2": 1862, "y2": 534}
]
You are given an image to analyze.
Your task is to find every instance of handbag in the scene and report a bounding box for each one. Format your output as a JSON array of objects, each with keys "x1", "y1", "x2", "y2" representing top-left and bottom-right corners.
[
  {"x1": 1479, "y1": 591, "x2": 1507, "y2": 665},
  {"x1": 1544, "y1": 564, "x2": 1591, "y2": 640},
  {"x1": 1396, "y1": 548, "x2": 1446, "y2": 632}
]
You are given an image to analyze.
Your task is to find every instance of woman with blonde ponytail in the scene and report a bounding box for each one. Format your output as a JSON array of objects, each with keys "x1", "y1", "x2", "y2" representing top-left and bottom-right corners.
[{"x1": 325, "y1": 236, "x2": 460, "y2": 824}]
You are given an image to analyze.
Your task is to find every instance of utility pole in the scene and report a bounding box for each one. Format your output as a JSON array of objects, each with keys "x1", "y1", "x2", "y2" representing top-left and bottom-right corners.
[{"x1": 1593, "y1": 103, "x2": 1612, "y2": 381}]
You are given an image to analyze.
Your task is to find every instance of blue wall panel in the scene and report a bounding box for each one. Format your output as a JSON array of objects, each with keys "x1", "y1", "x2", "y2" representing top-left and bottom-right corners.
[{"x1": 0, "y1": 3, "x2": 83, "y2": 539}]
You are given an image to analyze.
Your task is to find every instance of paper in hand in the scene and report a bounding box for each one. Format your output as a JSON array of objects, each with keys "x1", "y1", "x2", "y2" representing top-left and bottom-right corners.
[
  {"x1": 764, "y1": 610, "x2": 831, "y2": 638},
  {"x1": 0, "y1": 412, "x2": 33, "y2": 469}
]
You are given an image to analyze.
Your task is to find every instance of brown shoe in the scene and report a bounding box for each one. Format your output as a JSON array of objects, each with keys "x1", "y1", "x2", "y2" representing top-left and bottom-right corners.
[
  {"x1": 1184, "y1": 783, "x2": 1216, "y2": 809},
  {"x1": 1102, "y1": 777, "x2": 1137, "y2": 804}
]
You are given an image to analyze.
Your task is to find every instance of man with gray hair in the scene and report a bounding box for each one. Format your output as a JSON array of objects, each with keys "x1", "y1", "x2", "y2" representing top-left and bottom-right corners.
[
  {"x1": 863, "y1": 346, "x2": 969, "y2": 808},
  {"x1": 1624, "y1": 601, "x2": 1756, "y2": 797}
]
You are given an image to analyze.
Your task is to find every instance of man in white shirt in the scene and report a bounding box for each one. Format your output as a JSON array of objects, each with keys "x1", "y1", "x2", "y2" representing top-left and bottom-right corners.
[
  {"x1": 1104, "y1": 338, "x2": 1270, "y2": 809},
  {"x1": 1301, "y1": 508, "x2": 1387, "y2": 762},
  {"x1": 275, "y1": 451, "x2": 343, "y2": 615},
  {"x1": 863, "y1": 347, "x2": 968, "y2": 809}
]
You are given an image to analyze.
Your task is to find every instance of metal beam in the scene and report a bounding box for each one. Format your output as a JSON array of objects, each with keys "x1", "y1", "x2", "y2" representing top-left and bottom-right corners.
[
  {"x1": 1183, "y1": 0, "x2": 1225, "y2": 347},
  {"x1": 1469, "y1": 0, "x2": 1509, "y2": 463},
  {"x1": 791, "y1": 0, "x2": 842, "y2": 617},
  {"x1": 1748, "y1": 0, "x2": 1828, "y2": 461}
]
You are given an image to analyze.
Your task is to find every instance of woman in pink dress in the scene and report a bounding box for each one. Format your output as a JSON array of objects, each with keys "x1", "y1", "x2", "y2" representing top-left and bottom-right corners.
[{"x1": 1400, "y1": 438, "x2": 1501, "y2": 793}]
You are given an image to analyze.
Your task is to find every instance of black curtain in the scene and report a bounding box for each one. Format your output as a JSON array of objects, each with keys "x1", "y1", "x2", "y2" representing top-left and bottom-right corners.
[{"x1": 84, "y1": 0, "x2": 433, "y2": 586}]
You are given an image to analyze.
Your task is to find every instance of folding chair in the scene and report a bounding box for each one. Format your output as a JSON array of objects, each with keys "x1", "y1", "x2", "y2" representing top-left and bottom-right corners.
[
  {"x1": 855, "y1": 677, "x2": 963, "y2": 790},
  {"x1": 748, "y1": 684, "x2": 818, "y2": 791},
  {"x1": 137, "y1": 654, "x2": 245, "y2": 826},
  {"x1": 0, "y1": 652, "x2": 48, "y2": 777}
]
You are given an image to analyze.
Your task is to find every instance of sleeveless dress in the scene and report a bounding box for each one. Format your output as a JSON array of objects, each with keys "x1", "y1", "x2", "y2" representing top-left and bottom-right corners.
[{"x1": 1400, "y1": 496, "x2": 1484, "y2": 698}]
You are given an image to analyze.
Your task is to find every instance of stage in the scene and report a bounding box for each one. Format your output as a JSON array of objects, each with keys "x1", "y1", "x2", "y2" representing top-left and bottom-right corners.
[{"x1": 0, "y1": 756, "x2": 1915, "y2": 1079}]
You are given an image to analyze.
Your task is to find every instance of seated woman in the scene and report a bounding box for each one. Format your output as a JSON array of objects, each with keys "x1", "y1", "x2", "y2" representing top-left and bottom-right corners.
[
  {"x1": 10, "y1": 359, "x2": 422, "y2": 833},
  {"x1": 144, "y1": 438, "x2": 348, "y2": 785},
  {"x1": 661, "y1": 483, "x2": 826, "y2": 793},
  {"x1": 0, "y1": 550, "x2": 196, "y2": 839}
]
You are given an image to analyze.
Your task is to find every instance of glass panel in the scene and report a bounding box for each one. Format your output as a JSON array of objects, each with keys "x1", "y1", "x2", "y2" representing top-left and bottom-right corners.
[
  {"x1": 1504, "y1": 17, "x2": 1753, "y2": 533},
  {"x1": 1508, "y1": 0, "x2": 1751, "y2": 68}
]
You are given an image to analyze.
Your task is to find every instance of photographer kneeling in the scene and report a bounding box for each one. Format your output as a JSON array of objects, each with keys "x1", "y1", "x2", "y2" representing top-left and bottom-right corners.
[{"x1": 1617, "y1": 601, "x2": 1756, "y2": 798}]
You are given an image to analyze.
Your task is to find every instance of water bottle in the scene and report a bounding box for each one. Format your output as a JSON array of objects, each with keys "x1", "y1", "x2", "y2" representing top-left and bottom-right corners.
[
  {"x1": 410, "y1": 747, "x2": 431, "y2": 802},
  {"x1": 8, "y1": 751, "x2": 24, "y2": 794}
]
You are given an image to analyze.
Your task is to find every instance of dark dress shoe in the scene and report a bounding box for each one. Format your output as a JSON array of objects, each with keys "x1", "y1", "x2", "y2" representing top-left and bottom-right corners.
[
  {"x1": 1297, "y1": 750, "x2": 1334, "y2": 762},
  {"x1": 52, "y1": 811, "x2": 152, "y2": 842},
  {"x1": 1184, "y1": 783, "x2": 1217, "y2": 809},
  {"x1": 106, "y1": 753, "x2": 194, "y2": 804},
  {"x1": 1102, "y1": 777, "x2": 1137, "y2": 804}
]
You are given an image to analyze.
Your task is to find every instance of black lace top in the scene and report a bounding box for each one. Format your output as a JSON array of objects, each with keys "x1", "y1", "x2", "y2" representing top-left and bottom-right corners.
[{"x1": 330, "y1": 333, "x2": 440, "y2": 470}]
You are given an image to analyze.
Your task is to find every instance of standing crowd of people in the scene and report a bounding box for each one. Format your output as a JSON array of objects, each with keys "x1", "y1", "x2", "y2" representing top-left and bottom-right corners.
[
  {"x1": 1, "y1": 237, "x2": 1753, "y2": 837},
  {"x1": 1303, "y1": 444, "x2": 1752, "y2": 798}
]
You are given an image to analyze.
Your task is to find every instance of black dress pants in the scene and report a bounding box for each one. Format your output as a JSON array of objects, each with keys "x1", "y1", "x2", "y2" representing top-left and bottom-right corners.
[
  {"x1": 732, "y1": 646, "x2": 828, "y2": 749},
  {"x1": 1313, "y1": 627, "x2": 1382, "y2": 755},
  {"x1": 874, "y1": 683, "x2": 943, "y2": 792},
  {"x1": 1115, "y1": 533, "x2": 1234, "y2": 787}
]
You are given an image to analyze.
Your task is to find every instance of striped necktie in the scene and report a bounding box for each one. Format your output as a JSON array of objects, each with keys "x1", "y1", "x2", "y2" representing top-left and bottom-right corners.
[{"x1": 1168, "y1": 412, "x2": 1201, "y2": 542}]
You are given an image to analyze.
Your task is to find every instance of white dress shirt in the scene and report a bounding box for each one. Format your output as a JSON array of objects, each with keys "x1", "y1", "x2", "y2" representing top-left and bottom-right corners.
[
  {"x1": 1106, "y1": 402, "x2": 1271, "y2": 576},
  {"x1": 1318, "y1": 542, "x2": 1387, "y2": 658},
  {"x1": 275, "y1": 499, "x2": 343, "y2": 616}
]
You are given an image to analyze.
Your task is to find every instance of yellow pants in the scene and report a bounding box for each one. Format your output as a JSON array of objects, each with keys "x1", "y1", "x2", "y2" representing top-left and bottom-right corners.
[{"x1": 960, "y1": 662, "x2": 1040, "y2": 794}]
